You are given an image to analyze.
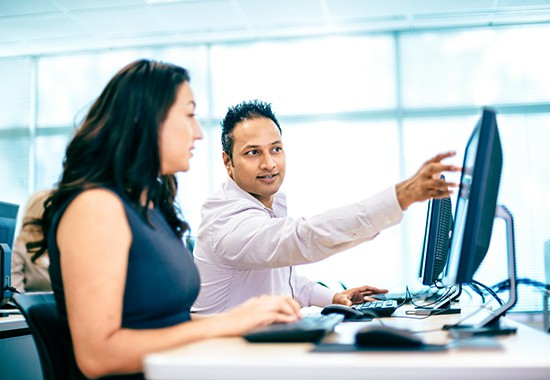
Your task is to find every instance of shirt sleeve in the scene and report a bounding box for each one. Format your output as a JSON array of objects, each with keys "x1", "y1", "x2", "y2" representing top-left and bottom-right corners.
[
  {"x1": 205, "y1": 186, "x2": 403, "y2": 269},
  {"x1": 292, "y1": 272, "x2": 334, "y2": 307}
]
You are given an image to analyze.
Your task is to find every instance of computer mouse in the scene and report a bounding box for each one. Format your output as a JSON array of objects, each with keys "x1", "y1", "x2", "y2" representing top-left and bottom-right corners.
[
  {"x1": 355, "y1": 325, "x2": 424, "y2": 348},
  {"x1": 320, "y1": 304, "x2": 364, "y2": 320}
]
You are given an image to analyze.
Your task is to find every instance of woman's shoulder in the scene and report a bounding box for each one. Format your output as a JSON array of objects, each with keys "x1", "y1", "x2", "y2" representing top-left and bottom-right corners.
[
  {"x1": 62, "y1": 188, "x2": 127, "y2": 222},
  {"x1": 70, "y1": 187, "x2": 124, "y2": 206}
]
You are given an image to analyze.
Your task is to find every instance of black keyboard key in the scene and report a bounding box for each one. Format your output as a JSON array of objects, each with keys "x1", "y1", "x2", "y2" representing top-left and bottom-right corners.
[{"x1": 354, "y1": 299, "x2": 398, "y2": 317}]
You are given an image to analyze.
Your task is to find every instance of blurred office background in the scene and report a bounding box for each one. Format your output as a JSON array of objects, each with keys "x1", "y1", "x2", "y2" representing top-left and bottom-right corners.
[{"x1": 1, "y1": 0, "x2": 549, "y2": 316}]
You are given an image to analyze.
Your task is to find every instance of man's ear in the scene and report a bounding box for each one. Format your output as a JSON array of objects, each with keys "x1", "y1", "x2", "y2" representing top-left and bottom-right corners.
[{"x1": 222, "y1": 151, "x2": 233, "y2": 178}]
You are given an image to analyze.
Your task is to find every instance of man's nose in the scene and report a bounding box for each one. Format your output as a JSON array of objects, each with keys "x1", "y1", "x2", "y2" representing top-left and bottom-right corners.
[{"x1": 260, "y1": 153, "x2": 276, "y2": 169}]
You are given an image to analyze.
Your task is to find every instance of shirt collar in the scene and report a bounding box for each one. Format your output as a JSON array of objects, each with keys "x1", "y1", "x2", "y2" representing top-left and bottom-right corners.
[{"x1": 224, "y1": 177, "x2": 287, "y2": 215}]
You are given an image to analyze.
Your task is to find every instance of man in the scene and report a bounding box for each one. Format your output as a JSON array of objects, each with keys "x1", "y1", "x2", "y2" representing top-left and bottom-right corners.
[{"x1": 192, "y1": 100, "x2": 459, "y2": 314}]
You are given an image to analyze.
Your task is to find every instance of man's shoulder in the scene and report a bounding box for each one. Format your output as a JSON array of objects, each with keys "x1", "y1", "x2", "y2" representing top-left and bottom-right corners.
[{"x1": 202, "y1": 182, "x2": 258, "y2": 216}]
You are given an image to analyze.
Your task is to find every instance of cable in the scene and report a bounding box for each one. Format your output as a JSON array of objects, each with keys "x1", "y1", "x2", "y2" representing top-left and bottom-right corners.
[
  {"x1": 492, "y1": 278, "x2": 549, "y2": 293},
  {"x1": 8, "y1": 287, "x2": 20, "y2": 294},
  {"x1": 410, "y1": 286, "x2": 453, "y2": 309},
  {"x1": 471, "y1": 280, "x2": 504, "y2": 306},
  {"x1": 288, "y1": 266, "x2": 295, "y2": 299},
  {"x1": 467, "y1": 282, "x2": 485, "y2": 303}
]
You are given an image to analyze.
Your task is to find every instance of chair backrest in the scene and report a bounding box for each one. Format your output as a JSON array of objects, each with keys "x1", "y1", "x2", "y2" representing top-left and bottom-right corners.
[{"x1": 13, "y1": 292, "x2": 86, "y2": 380}]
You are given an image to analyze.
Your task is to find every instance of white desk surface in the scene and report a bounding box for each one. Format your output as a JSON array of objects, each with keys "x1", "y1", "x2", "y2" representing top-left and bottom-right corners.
[
  {"x1": 144, "y1": 305, "x2": 550, "y2": 380},
  {"x1": 0, "y1": 312, "x2": 27, "y2": 332}
]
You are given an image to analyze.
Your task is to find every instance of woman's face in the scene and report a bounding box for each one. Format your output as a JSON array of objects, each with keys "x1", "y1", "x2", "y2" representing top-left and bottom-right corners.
[{"x1": 159, "y1": 82, "x2": 203, "y2": 174}]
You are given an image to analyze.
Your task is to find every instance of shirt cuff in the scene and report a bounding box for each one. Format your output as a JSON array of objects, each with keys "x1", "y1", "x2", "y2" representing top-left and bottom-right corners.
[
  {"x1": 309, "y1": 283, "x2": 336, "y2": 307},
  {"x1": 357, "y1": 185, "x2": 403, "y2": 233}
]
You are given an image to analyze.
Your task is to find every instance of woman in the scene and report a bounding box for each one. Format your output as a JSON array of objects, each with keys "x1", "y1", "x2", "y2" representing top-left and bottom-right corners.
[
  {"x1": 12, "y1": 189, "x2": 52, "y2": 292},
  {"x1": 31, "y1": 59, "x2": 300, "y2": 379}
]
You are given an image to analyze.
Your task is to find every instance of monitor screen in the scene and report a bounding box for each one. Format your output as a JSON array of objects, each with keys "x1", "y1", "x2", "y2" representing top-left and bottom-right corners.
[
  {"x1": 419, "y1": 194, "x2": 453, "y2": 286},
  {"x1": 0, "y1": 201, "x2": 19, "y2": 307},
  {"x1": 442, "y1": 108, "x2": 503, "y2": 286}
]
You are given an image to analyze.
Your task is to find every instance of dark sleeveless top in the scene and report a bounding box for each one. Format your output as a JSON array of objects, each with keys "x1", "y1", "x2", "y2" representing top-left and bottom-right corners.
[{"x1": 48, "y1": 188, "x2": 201, "y2": 379}]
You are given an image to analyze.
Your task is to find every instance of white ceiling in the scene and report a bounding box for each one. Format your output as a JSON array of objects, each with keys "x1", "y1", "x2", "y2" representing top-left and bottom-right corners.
[{"x1": 1, "y1": 0, "x2": 550, "y2": 58}]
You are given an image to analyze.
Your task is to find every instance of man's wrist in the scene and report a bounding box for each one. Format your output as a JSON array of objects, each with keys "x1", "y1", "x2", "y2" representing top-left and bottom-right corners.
[{"x1": 395, "y1": 180, "x2": 412, "y2": 211}]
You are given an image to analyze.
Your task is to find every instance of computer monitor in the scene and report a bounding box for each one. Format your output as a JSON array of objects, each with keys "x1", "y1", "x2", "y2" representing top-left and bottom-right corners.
[
  {"x1": 0, "y1": 201, "x2": 19, "y2": 308},
  {"x1": 413, "y1": 192, "x2": 461, "y2": 316},
  {"x1": 441, "y1": 108, "x2": 517, "y2": 335},
  {"x1": 419, "y1": 194, "x2": 453, "y2": 286},
  {"x1": 442, "y1": 107, "x2": 502, "y2": 286}
]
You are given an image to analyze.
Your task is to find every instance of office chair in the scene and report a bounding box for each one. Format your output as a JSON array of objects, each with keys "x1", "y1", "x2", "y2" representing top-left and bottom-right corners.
[{"x1": 13, "y1": 292, "x2": 86, "y2": 380}]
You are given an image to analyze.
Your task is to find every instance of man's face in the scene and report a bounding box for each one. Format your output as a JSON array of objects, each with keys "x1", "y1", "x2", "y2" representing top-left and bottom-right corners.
[{"x1": 223, "y1": 117, "x2": 285, "y2": 208}]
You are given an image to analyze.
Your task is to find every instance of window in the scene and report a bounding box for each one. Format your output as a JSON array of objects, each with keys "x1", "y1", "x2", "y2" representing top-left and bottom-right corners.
[
  {"x1": 1, "y1": 24, "x2": 548, "y2": 313},
  {"x1": 400, "y1": 25, "x2": 550, "y2": 108},
  {"x1": 0, "y1": 58, "x2": 32, "y2": 129},
  {"x1": 210, "y1": 35, "x2": 395, "y2": 117},
  {"x1": 286, "y1": 118, "x2": 404, "y2": 291}
]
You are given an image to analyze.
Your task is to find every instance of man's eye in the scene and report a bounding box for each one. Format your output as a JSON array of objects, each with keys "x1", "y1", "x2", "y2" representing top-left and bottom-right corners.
[
  {"x1": 246, "y1": 150, "x2": 258, "y2": 156},
  {"x1": 273, "y1": 147, "x2": 283, "y2": 152}
]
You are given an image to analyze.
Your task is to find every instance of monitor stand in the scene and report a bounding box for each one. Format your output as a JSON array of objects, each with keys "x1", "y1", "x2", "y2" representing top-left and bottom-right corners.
[
  {"x1": 410, "y1": 285, "x2": 462, "y2": 316},
  {"x1": 445, "y1": 205, "x2": 518, "y2": 337}
]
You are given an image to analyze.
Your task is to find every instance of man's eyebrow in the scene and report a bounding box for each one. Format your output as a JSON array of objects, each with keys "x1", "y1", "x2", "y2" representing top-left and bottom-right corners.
[{"x1": 242, "y1": 140, "x2": 282, "y2": 150}]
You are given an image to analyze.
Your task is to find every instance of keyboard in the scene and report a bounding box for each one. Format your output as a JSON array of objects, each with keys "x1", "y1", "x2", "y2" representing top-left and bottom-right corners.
[
  {"x1": 353, "y1": 300, "x2": 398, "y2": 317},
  {"x1": 372, "y1": 292, "x2": 410, "y2": 302},
  {"x1": 243, "y1": 313, "x2": 344, "y2": 343}
]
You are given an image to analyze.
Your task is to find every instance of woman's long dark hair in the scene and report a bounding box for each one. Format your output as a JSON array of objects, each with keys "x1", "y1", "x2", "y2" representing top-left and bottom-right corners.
[{"x1": 29, "y1": 59, "x2": 190, "y2": 260}]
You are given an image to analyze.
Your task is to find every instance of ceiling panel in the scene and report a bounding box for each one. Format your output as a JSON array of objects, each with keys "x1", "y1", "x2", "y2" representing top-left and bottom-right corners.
[
  {"x1": 326, "y1": 0, "x2": 410, "y2": 20},
  {"x1": 0, "y1": 25, "x2": 20, "y2": 43},
  {"x1": 239, "y1": 0, "x2": 325, "y2": 27},
  {"x1": 0, "y1": 0, "x2": 549, "y2": 58},
  {"x1": 0, "y1": 13, "x2": 88, "y2": 40},
  {"x1": 153, "y1": 0, "x2": 247, "y2": 31},
  {"x1": 411, "y1": 0, "x2": 496, "y2": 14},
  {"x1": 499, "y1": 0, "x2": 550, "y2": 5},
  {"x1": 54, "y1": 0, "x2": 145, "y2": 11},
  {"x1": 73, "y1": 6, "x2": 166, "y2": 36},
  {"x1": 0, "y1": 0, "x2": 60, "y2": 17}
]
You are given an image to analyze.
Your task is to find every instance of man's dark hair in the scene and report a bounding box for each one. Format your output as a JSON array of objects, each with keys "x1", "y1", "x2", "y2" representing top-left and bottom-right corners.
[{"x1": 221, "y1": 100, "x2": 282, "y2": 161}]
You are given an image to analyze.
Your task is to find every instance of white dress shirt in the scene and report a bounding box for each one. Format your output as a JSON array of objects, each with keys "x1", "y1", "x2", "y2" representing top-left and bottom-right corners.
[{"x1": 192, "y1": 178, "x2": 403, "y2": 314}]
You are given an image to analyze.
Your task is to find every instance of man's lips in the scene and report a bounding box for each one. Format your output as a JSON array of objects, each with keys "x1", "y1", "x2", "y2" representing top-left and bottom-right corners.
[{"x1": 257, "y1": 173, "x2": 279, "y2": 180}]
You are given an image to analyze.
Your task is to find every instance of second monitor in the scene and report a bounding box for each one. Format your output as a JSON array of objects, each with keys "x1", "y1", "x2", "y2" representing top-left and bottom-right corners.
[{"x1": 419, "y1": 193, "x2": 453, "y2": 287}]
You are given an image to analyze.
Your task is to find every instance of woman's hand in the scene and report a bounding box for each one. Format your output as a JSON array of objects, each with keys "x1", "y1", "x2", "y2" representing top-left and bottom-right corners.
[{"x1": 216, "y1": 295, "x2": 301, "y2": 336}]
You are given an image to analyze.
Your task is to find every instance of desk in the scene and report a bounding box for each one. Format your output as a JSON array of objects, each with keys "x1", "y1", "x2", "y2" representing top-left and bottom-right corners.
[
  {"x1": 0, "y1": 312, "x2": 43, "y2": 380},
  {"x1": 144, "y1": 305, "x2": 550, "y2": 380}
]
